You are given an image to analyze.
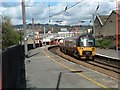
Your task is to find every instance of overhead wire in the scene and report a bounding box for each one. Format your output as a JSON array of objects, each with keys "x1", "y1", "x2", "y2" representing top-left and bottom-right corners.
[
  {"x1": 98, "y1": 7, "x2": 116, "y2": 15},
  {"x1": 59, "y1": 1, "x2": 69, "y2": 24},
  {"x1": 65, "y1": 0, "x2": 84, "y2": 11},
  {"x1": 50, "y1": 0, "x2": 84, "y2": 17},
  {"x1": 60, "y1": 1, "x2": 88, "y2": 25},
  {"x1": 65, "y1": 7, "x2": 117, "y2": 26},
  {"x1": 50, "y1": 0, "x2": 116, "y2": 25}
]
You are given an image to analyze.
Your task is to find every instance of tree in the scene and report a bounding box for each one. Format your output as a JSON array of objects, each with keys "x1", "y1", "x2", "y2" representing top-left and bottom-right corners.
[{"x1": 2, "y1": 16, "x2": 20, "y2": 48}]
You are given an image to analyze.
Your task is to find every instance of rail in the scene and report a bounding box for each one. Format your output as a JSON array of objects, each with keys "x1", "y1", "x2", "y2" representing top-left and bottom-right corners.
[{"x1": 48, "y1": 45, "x2": 120, "y2": 79}]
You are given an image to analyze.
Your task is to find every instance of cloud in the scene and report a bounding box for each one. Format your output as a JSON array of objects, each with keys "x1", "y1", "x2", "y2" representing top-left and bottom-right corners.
[
  {"x1": 2, "y1": 0, "x2": 116, "y2": 25},
  {"x1": 2, "y1": 5, "x2": 22, "y2": 18},
  {"x1": 60, "y1": 0, "x2": 116, "y2": 25}
]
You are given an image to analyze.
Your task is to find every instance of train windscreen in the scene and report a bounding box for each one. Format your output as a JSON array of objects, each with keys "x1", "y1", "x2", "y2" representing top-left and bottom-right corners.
[{"x1": 80, "y1": 38, "x2": 95, "y2": 47}]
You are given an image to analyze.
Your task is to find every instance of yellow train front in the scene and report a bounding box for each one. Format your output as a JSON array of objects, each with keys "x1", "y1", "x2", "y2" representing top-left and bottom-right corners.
[
  {"x1": 77, "y1": 34, "x2": 95, "y2": 60},
  {"x1": 60, "y1": 34, "x2": 95, "y2": 60}
]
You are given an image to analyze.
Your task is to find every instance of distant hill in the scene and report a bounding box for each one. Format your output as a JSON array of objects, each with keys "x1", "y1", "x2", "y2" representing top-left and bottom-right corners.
[{"x1": 13, "y1": 23, "x2": 92, "y2": 33}]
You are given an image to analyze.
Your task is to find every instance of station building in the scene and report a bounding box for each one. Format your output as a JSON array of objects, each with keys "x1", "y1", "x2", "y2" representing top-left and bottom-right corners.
[{"x1": 94, "y1": 10, "x2": 120, "y2": 39}]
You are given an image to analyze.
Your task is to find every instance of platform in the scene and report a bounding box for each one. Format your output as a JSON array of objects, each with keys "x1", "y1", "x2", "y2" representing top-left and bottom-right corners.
[
  {"x1": 25, "y1": 46, "x2": 118, "y2": 89},
  {"x1": 95, "y1": 49, "x2": 120, "y2": 60}
]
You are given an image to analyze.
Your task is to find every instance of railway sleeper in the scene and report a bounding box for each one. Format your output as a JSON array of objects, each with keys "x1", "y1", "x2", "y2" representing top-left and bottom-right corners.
[{"x1": 73, "y1": 52, "x2": 80, "y2": 60}]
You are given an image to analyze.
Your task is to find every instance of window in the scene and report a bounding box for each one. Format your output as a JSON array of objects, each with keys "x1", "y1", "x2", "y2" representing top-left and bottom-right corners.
[{"x1": 80, "y1": 38, "x2": 95, "y2": 47}]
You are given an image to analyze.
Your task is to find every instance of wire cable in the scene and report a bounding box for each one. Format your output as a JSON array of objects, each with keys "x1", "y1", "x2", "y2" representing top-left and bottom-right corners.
[{"x1": 50, "y1": 0, "x2": 84, "y2": 17}]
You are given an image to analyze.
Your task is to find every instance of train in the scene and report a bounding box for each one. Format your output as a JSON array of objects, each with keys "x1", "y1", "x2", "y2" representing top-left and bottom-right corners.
[{"x1": 59, "y1": 34, "x2": 96, "y2": 60}]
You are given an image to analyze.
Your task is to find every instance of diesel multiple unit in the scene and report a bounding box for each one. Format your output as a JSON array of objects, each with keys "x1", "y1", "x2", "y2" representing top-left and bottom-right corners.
[{"x1": 59, "y1": 34, "x2": 95, "y2": 60}]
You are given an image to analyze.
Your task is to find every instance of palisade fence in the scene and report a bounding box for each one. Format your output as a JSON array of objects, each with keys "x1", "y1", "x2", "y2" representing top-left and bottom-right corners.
[
  {"x1": 2, "y1": 45, "x2": 25, "y2": 88},
  {"x1": 2, "y1": 44, "x2": 41, "y2": 88}
]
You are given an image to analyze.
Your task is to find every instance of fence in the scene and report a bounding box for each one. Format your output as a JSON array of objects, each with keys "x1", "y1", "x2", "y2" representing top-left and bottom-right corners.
[
  {"x1": 2, "y1": 43, "x2": 42, "y2": 88},
  {"x1": 2, "y1": 45, "x2": 25, "y2": 88}
]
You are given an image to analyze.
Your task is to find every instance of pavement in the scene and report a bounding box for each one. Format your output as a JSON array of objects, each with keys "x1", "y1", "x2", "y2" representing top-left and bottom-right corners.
[
  {"x1": 95, "y1": 48, "x2": 120, "y2": 60},
  {"x1": 25, "y1": 46, "x2": 119, "y2": 89}
]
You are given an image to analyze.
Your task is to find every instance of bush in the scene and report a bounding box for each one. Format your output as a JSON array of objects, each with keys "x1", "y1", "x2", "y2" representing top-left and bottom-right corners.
[
  {"x1": 95, "y1": 39, "x2": 113, "y2": 49},
  {"x1": 95, "y1": 40, "x2": 101, "y2": 47},
  {"x1": 2, "y1": 16, "x2": 20, "y2": 48}
]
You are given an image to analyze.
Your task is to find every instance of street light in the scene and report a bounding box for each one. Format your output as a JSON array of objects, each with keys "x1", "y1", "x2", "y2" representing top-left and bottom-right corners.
[
  {"x1": 110, "y1": 0, "x2": 119, "y2": 52},
  {"x1": 44, "y1": 27, "x2": 46, "y2": 48},
  {"x1": 32, "y1": 18, "x2": 35, "y2": 48},
  {"x1": 19, "y1": 27, "x2": 22, "y2": 45},
  {"x1": 115, "y1": 0, "x2": 119, "y2": 52},
  {"x1": 21, "y1": 0, "x2": 28, "y2": 57}
]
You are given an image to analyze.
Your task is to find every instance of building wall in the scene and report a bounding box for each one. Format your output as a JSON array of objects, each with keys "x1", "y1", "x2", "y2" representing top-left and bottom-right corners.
[
  {"x1": 94, "y1": 17, "x2": 102, "y2": 37},
  {"x1": 102, "y1": 12, "x2": 116, "y2": 37}
]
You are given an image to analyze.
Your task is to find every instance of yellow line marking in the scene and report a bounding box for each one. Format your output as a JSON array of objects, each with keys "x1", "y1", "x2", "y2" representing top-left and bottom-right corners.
[{"x1": 43, "y1": 49, "x2": 109, "y2": 89}]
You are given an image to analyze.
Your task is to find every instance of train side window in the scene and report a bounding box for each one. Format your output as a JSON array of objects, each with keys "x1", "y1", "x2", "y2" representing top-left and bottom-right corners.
[
  {"x1": 73, "y1": 40, "x2": 76, "y2": 47},
  {"x1": 76, "y1": 39, "x2": 79, "y2": 46},
  {"x1": 69, "y1": 40, "x2": 73, "y2": 47}
]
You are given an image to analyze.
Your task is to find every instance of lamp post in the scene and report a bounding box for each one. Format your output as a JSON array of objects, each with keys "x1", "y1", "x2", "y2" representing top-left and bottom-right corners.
[
  {"x1": 32, "y1": 18, "x2": 35, "y2": 48},
  {"x1": 48, "y1": 5, "x2": 51, "y2": 24},
  {"x1": 115, "y1": 0, "x2": 119, "y2": 52},
  {"x1": 44, "y1": 27, "x2": 46, "y2": 47},
  {"x1": 21, "y1": 0, "x2": 28, "y2": 57},
  {"x1": 76, "y1": 22, "x2": 78, "y2": 36},
  {"x1": 19, "y1": 27, "x2": 22, "y2": 45}
]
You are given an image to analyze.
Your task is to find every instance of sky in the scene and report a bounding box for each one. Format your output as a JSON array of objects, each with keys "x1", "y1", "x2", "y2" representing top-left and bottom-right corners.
[{"x1": 1, "y1": 0, "x2": 118, "y2": 25}]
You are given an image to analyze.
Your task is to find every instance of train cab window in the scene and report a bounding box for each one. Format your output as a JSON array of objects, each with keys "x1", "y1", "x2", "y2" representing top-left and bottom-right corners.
[
  {"x1": 81, "y1": 38, "x2": 87, "y2": 46},
  {"x1": 87, "y1": 39, "x2": 94, "y2": 46},
  {"x1": 80, "y1": 38, "x2": 95, "y2": 47}
]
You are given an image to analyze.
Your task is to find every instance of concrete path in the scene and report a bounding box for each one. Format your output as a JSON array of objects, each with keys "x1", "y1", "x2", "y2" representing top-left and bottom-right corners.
[
  {"x1": 26, "y1": 48, "x2": 100, "y2": 88},
  {"x1": 95, "y1": 49, "x2": 120, "y2": 60},
  {"x1": 25, "y1": 46, "x2": 118, "y2": 89}
]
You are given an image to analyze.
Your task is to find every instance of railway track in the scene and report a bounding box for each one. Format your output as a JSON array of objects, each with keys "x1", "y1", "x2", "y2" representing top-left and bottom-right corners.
[
  {"x1": 48, "y1": 46, "x2": 120, "y2": 80},
  {"x1": 87, "y1": 61, "x2": 120, "y2": 74}
]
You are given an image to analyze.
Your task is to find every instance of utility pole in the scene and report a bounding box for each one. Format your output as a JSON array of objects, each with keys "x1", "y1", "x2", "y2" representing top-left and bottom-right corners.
[
  {"x1": 72, "y1": 26, "x2": 74, "y2": 36},
  {"x1": 93, "y1": 14, "x2": 95, "y2": 37},
  {"x1": 21, "y1": 0, "x2": 28, "y2": 57},
  {"x1": 116, "y1": 0, "x2": 119, "y2": 52},
  {"x1": 44, "y1": 27, "x2": 46, "y2": 47},
  {"x1": 48, "y1": 5, "x2": 51, "y2": 23},
  {"x1": 32, "y1": 18, "x2": 35, "y2": 48},
  {"x1": 76, "y1": 22, "x2": 78, "y2": 36},
  {"x1": 38, "y1": 27, "x2": 41, "y2": 47},
  {"x1": 20, "y1": 27, "x2": 22, "y2": 45}
]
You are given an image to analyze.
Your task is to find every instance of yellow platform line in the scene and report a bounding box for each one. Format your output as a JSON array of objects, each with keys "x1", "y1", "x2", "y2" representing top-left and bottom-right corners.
[{"x1": 43, "y1": 49, "x2": 109, "y2": 90}]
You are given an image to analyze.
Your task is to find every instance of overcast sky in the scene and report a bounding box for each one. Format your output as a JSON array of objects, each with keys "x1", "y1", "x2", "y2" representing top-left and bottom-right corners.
[{"x1": 1, "y1": 0, "x2": 118, "y2": 25}]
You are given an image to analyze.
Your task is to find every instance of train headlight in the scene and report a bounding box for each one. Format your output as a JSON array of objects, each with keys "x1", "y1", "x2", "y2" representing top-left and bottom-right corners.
[
  {"x1": 92, "y1": 48, "x2": 95, "y2": 51},
  {"x1": 80, "y1": 47, "x2": 83, "y2": 49}
]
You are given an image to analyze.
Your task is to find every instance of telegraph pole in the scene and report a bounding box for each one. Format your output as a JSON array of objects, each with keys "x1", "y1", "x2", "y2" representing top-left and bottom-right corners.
[
  {"x1": 48, "y1": 5, "x2": 51, "y2": 23},
  {"x1": 21, "y1": 0, "x2": 28, "y2": 57},
  {"x1": 32, "y1": 18, "x2": 35, "y2": 48},
  {"x1": 93, "y1": 14, "x2": 95, "y2": 37},
  {"x1": 44, "y1": 27, "x2": 46, "y2": 47},
  {"x1": 19, "y1": 27, "x2": 22, "y2": 45},
  {"x1": 76, "y1": 22, "x2": 78, "y2": 36},
  {"x1": 116, "y1": 0, "x2": 119, "y2": 52}
]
